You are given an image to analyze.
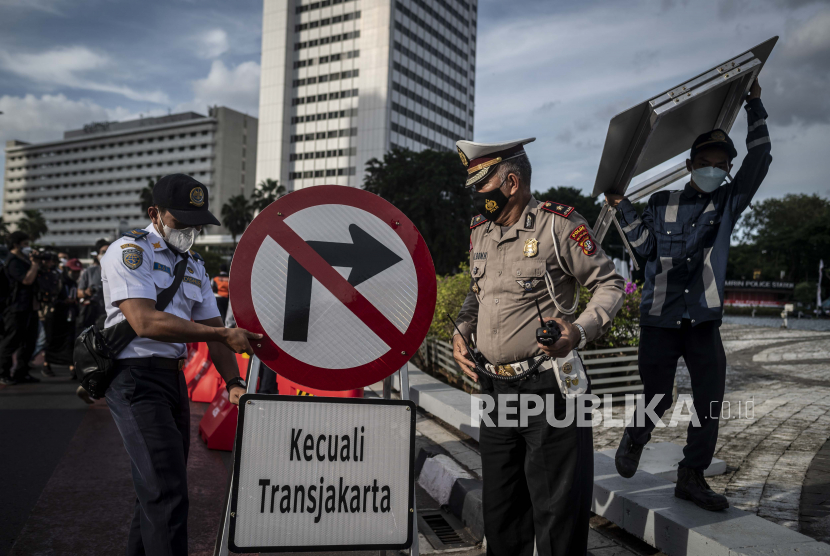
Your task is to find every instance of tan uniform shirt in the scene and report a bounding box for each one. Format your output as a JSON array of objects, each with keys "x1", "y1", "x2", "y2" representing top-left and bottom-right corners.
[{"x1": 455, "y1": 197, "x2": 625, "y2": 365}]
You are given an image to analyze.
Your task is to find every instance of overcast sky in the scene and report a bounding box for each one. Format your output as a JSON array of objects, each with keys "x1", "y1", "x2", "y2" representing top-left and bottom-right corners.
[{"x1": 1, "y1": 0, "x2": 828, "y2": 203}]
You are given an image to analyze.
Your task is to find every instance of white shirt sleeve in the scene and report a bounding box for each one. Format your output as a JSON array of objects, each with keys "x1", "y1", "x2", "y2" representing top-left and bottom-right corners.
[
  {"x1": 101, "y1": 240, "x2": 156, "y2": 305},
  {"x1": 191, "y1": 265, "x2": 221, "y2": 321}
]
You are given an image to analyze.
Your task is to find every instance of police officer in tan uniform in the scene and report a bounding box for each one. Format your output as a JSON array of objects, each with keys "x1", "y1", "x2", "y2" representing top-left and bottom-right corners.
[{"x1": 452, "y1": 138, "x2": 624, "y2": 556}]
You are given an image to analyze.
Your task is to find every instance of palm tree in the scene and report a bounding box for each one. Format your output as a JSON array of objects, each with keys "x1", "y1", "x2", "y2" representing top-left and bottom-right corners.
[
  {"x1": 17, "y1": 210, "x2": 48, "y2": 242},
  {"x1": 139, "y1": 178, "x2": 155, "y2": 214},
  {"x1": 221, "y1": 194, "x2": 253, "y2": 248},
  {"x1": 251, "y1": 178, "x2": 286, "y2": 213}
]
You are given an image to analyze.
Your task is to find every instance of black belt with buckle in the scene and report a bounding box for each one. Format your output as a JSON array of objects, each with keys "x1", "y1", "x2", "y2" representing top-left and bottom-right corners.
[{"x1": 117, "y1": 357, "x2": 186, "y2": 371}]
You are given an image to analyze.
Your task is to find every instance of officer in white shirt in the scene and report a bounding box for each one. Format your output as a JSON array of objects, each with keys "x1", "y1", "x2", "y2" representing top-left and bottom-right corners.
[{"x1": 101, "y1": 174, "x2": 262, "y2": 556}]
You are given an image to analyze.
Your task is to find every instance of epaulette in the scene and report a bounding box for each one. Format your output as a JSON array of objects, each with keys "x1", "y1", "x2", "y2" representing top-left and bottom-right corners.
[
  {"x1": 122, "y1": 228, "x2": 150, "y2": 240},
  {"x1": 189, "y1": 250, "x2": 205, "y2": 263},
  {"x1": 540, "y1": 201, "x2": 575, "y2": 218},
  {"x1": 470, "y1": 214, "x2": 487, "y2": 229}
]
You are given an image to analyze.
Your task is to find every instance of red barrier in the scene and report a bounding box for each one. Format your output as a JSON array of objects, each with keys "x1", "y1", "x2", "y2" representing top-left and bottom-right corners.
[
  {"x1": 277, "y1": 376, "x2": 363, "y2": 398},
  {"x1": 199, "y1": 389, "x2": 239, "y2": 451},
  {"x1": 197, "y1": 348, "x2": 363, "y2": 451}
]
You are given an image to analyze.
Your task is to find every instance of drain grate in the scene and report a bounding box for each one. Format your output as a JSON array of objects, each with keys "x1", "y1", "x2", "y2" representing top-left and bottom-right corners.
[{"x1": 418, "y1": 509, "x2": 474, "y2": 549}]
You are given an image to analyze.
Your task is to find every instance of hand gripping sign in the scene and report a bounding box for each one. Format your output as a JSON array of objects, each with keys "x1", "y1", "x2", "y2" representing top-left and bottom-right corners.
[{"x1": 230, "y1": 185, "x2": 437, "y2": 391}]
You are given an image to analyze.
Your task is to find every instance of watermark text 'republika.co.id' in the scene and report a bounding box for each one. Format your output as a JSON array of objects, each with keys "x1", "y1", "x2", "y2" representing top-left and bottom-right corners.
[{"x1": 471, "y1": 394, "x2": 756, "y2": 428}]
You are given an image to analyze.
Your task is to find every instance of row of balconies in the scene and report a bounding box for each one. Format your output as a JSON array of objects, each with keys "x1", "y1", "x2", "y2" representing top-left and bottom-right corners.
[
  {"x1": 3, "y1": 162, "x2": 215, "y2": 194},
  {"x1": 6, "y1": 148, "x2": 215, "y2": 178},
  {"x1": 5, "y1": 128, "x2": 215, "y2": 168}
]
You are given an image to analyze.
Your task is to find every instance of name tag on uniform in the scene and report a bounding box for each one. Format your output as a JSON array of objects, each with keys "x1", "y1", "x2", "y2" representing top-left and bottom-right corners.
[
  {"x1": 153, "y1": 262, "x2": 173, "y2": 276},
  {"x1": 183, "y1": 276, "x2": 202, "y2": 288}
]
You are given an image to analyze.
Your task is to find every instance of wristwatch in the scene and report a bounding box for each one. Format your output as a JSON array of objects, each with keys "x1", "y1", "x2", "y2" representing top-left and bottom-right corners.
[
  {"x1": 574, "y1": 323, "x2": 587, "y2": 350},
  {"x1": 226, "y1": 376, "x2": 247, "y2": 393}
]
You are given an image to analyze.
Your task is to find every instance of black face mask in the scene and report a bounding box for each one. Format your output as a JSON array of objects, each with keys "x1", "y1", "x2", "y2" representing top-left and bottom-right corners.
[{"x1": 470, "y1": 176, "x2": 510, "y2": 221}]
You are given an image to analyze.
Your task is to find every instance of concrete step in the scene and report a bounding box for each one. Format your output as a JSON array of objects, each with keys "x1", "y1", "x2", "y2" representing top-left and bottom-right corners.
[{"x1": 599, "y1": 442, "x2": 727, "y2": 482}]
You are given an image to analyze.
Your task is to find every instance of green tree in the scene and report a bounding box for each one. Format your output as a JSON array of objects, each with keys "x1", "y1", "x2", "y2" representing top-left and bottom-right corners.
[
  {"x1": 221, "y1": 194, "x2": 253, "y2": 248},
  {"x1": 0, "y1": 216, "x2": 8, "y2": 246},
  {"x1": 139, "y1": 178, "x2": 154, "y2": 214},
  {"x1": 532, "y1": 185, "x2": 603, "y2": 229},
  {"x1": 252, "y1": 178, "x2": 286, "y2": 213},
  {"x1": 192, "y1": 248, "x2": 226, "y2": 278},
  {"x1": 429, "y1": 262, "x2": 471, "y2": 341},
  {"x1": 17, "y1": 209, "x2": 48, "y2": 242},
  {"x1": 363, "y1": 147, "x2": 470, "y2": 275},
  {"x1": 735, "y1": 194, "x2": 830, "y2": 283}
]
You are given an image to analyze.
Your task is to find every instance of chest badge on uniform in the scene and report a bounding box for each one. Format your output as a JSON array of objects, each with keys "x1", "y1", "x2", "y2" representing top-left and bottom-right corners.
[
  {"x1": 516, "y1": 278, "x2": 541, "y2": 291},
  {"x1": 122, "y1": 248, "x2": 143, "y2": 270},
  {"x1": 187, "y1": 267, "x2": 194, "y2": 274},
  {"x1": 472, "y1": 283, "x2": 480, "y2": 294},
  {"x1": 523, "y1": 238, "x2": 539, "y2": 257}
]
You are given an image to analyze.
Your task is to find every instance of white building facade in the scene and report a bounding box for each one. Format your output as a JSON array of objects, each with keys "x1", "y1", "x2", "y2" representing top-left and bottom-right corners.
[
  {"x1": 257, "y1": 0, "x2": 477, "y2": 190},
  {"x1": 2, "y1": 107, "x2": 257, "y2": 250}
]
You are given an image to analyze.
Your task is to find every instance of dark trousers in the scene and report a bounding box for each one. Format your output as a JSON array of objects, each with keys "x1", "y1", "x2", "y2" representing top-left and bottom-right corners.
[
  {"x1": 479, "y1": 370, "x2": 593, "y2": 556},
  {"x1": 625, "y1": 319, "x2": 726, "y2": 470},
  {"x1": 215, "y1": 296, "x2": 229, "y2": 323},
  {"x1": 106, "y1": 363, "x2": 190, "y2": 556},
  {"x1": 0, "y1": 308, "x2": 39, "y2": 379}
]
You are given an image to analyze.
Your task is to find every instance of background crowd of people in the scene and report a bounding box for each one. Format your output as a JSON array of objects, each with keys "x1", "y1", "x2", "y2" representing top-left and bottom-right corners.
[{"x1": 0, "y1": 232, "x2": 111, "y2": 402}]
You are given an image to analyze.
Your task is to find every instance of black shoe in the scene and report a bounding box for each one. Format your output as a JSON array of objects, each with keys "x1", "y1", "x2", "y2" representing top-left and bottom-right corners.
[
  {"x1": 15, "y1": 374, "x2": 41, "y2": 384},
  {"x1": 675, "y1": 467, "x2": 729, "y2": 511},
  {"x1": 615, "y1": 431, "x2": 645, "y2": 478},
  {"x1": 0, "y1": 376, "x2": 16, "y2": 386},
  {"x1": 41, "y1": 365, "x2": 55, "y2": 378}
]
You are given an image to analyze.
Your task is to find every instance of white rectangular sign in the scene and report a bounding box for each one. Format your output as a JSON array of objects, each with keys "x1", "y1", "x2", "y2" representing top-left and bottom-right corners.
[{"x1": 229, "y1": 396, "x2": 416, "y2": 553}]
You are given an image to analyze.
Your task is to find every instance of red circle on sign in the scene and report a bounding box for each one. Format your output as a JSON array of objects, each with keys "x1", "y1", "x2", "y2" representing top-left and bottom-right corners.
[{"x1": 230, "y1": 185, "x2": 437, "y2": 391}]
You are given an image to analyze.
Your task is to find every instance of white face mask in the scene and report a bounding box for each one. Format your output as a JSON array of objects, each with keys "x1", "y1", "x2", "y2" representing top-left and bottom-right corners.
[
  {"x1": 155, "y1": 212, "x2": 198, "y2": 253},
  {"x1": 21, "y1": 246, "x2": 33, "y2": 256},
  {"x1": 691, "y1": 166, "x2": 728, "y2": 193},
  {"x1": 161, "y1": 222, "x2": 198, "y2": 253}
]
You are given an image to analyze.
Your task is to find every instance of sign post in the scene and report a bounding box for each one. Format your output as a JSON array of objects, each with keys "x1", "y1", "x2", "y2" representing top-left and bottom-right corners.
[{"x1": 216, "y1": 185, "x2": 436, "y2": 553}]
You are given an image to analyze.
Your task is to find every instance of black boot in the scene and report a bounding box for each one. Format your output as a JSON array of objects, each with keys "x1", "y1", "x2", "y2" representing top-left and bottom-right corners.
[
  {"x1": 615, "y1": 431, "x2": 645, "y2": 478},
  {"x1": 675, "y1": 467, "x2": 729, "y2": 511}
]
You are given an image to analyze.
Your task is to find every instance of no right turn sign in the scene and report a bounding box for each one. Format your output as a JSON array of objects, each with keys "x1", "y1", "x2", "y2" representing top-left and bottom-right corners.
[{"x1": 230, "y1": 185, "x2": 437, "y2": 390}]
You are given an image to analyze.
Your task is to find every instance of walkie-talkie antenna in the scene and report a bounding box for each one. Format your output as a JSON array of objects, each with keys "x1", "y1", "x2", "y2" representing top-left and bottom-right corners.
[
  {"x1": 446, "y1": 313, "x2": 470, "y2": 346},
  {"x1": 534, "y1": 299, "x2": 545, "y2": 326}
]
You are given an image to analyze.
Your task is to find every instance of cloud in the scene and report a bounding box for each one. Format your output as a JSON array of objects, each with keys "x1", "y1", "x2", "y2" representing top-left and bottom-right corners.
[
  {"x1": 0, "y1": 46, "x2": 169, "y2": 104},
  {"x1": 0, "y1": 0, "x2": 66, "y2": 16},
  {"x1": 195, "y1": 29, "x2": 230, "y2": 59},
  {"x1": 178, "y1": 59, "x2": 261, "y2": 116},
  {"x1": 534, "y1": 100, "x2": 560, "y2": 113}
]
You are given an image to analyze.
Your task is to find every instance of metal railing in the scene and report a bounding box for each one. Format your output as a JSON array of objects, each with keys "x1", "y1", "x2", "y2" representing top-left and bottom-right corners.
[{"x1": 419, "y1": 338, "x2": 643, "y2": 400}]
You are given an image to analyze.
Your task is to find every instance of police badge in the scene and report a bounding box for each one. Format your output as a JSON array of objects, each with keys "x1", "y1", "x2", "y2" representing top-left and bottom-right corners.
[
  {"x1": 122, "y1": 248, "x2": 143, "y2": 270},
  {"x1": 523, "y1": 238, "x2": 538, "y2": 257}
]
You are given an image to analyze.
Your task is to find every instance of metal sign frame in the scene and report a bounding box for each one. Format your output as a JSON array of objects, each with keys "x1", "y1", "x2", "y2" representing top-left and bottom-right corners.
[
  {"x1": 592, "y1": 36, "x2": 777, "y2": 198},
  {"x1": 227, "y1": 394, "x2": 417, "y2": 553}
]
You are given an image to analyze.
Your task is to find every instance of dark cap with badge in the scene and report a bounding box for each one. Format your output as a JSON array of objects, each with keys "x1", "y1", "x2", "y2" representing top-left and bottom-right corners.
[
  {"x1": 152, "y1": 174, "x2": 221, "y2": 226},
  {"x1": 690, "y1": 129, "x2": 737, "y2": 162},
  {"x1": 456, "y1": 138, "x2": 536, "y2": 187}
]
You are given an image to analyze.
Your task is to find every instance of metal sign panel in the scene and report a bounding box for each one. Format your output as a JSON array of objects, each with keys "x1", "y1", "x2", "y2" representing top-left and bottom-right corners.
[
  {"x1": 229, "y1": 396, "x2": 416, "y2": 553},
  {"x1": 230, "y1": 185, "x2": 437, "y2": 391},
  {"x1": 592, "y1": 36, "x2": 778, "y2": 197}
]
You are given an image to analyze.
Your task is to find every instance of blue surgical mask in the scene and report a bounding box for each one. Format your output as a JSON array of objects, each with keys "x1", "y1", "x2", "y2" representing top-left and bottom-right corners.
[{"x1": 691, "y1": 166, "x2": 728, "y2": 193}]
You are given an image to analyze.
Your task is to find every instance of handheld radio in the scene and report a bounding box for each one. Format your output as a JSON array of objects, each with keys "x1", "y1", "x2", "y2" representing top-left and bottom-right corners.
[{"x1": 535, "y1": 299, "x2": 561, "y2": 346}]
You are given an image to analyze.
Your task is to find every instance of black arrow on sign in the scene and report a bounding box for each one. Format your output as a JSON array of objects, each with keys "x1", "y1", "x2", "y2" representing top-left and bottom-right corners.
[{"x1": 283, "y1": 224, "x2": 404, "y2": 342}]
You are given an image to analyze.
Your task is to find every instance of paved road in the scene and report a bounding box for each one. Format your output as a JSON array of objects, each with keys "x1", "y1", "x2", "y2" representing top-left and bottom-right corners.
[{"x1": 593, "y1": 324, "x2": 830, "y2": 538}]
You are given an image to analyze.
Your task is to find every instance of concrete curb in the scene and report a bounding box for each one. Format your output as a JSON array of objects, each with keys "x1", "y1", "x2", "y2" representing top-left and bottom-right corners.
[
  {"x1": 415, "y1": 444, "x2": 485, "y2": 542},
  {"x1": 404, "y1": 362, "x2": 830, "y2": 555}
]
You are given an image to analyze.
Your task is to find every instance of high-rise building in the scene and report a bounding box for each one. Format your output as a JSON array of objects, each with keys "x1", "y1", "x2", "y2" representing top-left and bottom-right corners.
[
  {"x1": 2, "y1": 107, "x2": 257, "y2": 250},
  {"x1": 257, "y1": 0, "x2": 477, "y2": 190}
]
